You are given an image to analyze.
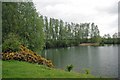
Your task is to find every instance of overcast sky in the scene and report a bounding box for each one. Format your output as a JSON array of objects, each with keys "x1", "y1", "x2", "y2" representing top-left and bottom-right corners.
[{"x1": 33, "y1": 0, "x2": 119, "y2": 36}]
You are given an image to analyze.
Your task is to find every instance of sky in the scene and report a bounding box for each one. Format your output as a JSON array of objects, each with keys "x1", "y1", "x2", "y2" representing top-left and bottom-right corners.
[{"x1": 33, "y1": 0, "x2": 119, "y2": 36}]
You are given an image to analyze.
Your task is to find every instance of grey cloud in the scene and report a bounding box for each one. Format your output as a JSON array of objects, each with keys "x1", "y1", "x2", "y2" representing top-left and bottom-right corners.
[
  {"x1": 34, "y1": 0, "x2": 67, "y2": 7},
  {"x1": 118, "y1": 1, "x2": 120, "y2": 32},
  {"x1": 95, "y1": 3, "x2": 118, "y2": 15}
]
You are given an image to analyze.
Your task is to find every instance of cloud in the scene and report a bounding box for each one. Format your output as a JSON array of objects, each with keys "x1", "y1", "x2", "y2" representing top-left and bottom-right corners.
[
  {"x1": 95, "y1": 3, "x2": 118, "y2": 15},
  {"x1": 33, "y1": 0, "x2": 119, "y2": 36}
]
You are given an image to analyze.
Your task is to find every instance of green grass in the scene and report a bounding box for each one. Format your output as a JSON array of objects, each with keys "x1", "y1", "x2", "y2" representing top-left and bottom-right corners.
[{"x1": 2, "y1": 60, "x2": 95, "y2": 78}]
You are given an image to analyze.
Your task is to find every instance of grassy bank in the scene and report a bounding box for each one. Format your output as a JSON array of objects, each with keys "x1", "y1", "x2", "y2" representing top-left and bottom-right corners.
[{"x1": 2, "y1": 60, "x2": 95, "y2": 78}]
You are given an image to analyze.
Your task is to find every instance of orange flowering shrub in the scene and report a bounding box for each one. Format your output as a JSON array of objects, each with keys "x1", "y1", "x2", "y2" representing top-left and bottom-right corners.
[{"x1": 2, "y1": 45, "x2": 54, "y2": 68}]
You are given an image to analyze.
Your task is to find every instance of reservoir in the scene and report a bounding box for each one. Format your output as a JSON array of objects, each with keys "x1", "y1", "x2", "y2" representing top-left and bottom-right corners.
[{"x1": 41, "y1": 45, "x2": 119, "y2": 78}]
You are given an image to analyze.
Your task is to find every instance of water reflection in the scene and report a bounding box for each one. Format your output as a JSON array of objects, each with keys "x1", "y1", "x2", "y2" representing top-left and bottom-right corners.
[{"x1": 41, "y1": 45, "x2": 119, "y2": 78}]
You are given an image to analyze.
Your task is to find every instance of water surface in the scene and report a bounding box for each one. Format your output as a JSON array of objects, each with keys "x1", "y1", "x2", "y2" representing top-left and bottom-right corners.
[{"x1": 41, "y1": 45, "x2": 119, "y2": 78}]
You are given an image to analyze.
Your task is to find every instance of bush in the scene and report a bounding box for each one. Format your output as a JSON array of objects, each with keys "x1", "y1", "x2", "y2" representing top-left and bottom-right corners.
[
  {"x1": 2, "y1": 33, "x2": 21, "y2": 53},
  {"x1": 84, "y1": 69, "x2": 91, "y2": 74},
  {"x1": 2, "y1": 45, "x2": 54, "y2": 68},
  {"x1": 66, "y1": 64, "x2": 73, "y2": 72}
]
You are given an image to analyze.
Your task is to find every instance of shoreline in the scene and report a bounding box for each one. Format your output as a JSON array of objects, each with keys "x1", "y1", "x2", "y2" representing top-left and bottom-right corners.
[{"x1": 79, "y1": 43, "x2": 99, "y2": 46}]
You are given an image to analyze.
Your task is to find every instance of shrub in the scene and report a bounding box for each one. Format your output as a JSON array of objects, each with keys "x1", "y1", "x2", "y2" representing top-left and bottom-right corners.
[
  {"x1": 2, "y1": 33, "x2": 21, "y2": 53},
  {"x1": 2, "y1": 45, "x2": 54, "y2": 68},
  {"x1": 84, "y1": 69, "x2": 91, "y2": 74},
  {"x1": 66, "y1": 64, "x2": 73, "y2": 72}
]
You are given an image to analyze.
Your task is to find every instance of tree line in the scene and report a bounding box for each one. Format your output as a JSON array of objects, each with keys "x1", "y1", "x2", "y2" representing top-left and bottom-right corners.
[
  {"x1": 43, "y1": 16, "x2": 100, "y2": 48},
  {"x1": 2, "y1": 2, "x2": 120, "y2": 53},
  {"x1": 43, "y1": 16, "x2": 120, "y2": 48},
  {"x1": 102, "y1": 33, "x2": 120, "y2": 44}
]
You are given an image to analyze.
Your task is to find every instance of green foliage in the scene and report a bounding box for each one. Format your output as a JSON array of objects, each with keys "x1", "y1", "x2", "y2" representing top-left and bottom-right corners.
[
  {"x1": 101, "y1": 33, "x2": 120, "y2": 44},
  {"x1": 44, "y1": 17, "x2": 101, "y2": 48},
  {"x1": 82, "y1": 68, "x2": 91, "y2": 74},
  {"x1": 66, "y1": 64, "x2": 73, "y2": 72},
  {"x1": 2, "y1": 2, "x2": 44, "y2": 52},
  {"x1": 85, "y1": 69, "x2": 91, "y2": 74},
  {"x1": 2, "y1": 33, "x2": 21, "y2": 53}
]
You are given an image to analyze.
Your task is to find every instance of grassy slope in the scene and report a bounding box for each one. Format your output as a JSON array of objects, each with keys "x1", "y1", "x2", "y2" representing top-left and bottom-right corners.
[{"x1": 2, "y1": 60, "x2": 95, "y2": 78}]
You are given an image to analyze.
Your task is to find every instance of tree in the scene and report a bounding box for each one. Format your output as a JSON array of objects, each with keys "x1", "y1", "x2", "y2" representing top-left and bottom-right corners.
[
  {"x1": 90, "y1": 23, "x2": 100, "y2": 43},
  {"x1": 55, "y1": 19, "x2": 59, "y2": 40},
  {"x1": 2, "y1": 2, "x2": 44, "y2": 52},
  {"x1": 112, "y1": 33, "x2": 118, "y2": 44},
  {"x1": 90, "y1": 23, "x2": 95, "y2": 39},
  {"x1": 59, "y1": 20, "x2": 64, "y2": 40},
  {"x1": 44, "y1": 16, "x2": 49, "y2": 40},
  {"x1": 2, "y1": 33, "x2": 21, "y2": 53}
]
